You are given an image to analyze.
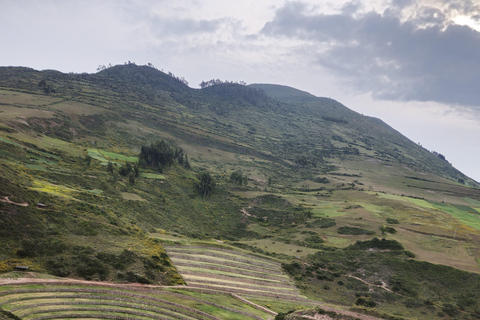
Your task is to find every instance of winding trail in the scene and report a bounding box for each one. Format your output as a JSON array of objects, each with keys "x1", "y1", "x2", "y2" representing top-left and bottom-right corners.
[{"x1": 0, "y1": 196, "x2": 29, "y2": 207}]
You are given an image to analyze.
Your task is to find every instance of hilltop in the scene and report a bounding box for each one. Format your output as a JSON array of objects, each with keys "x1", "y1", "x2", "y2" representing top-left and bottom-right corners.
[{"x1": 1, "y1": 63, "x2": 480, "y2": 319}]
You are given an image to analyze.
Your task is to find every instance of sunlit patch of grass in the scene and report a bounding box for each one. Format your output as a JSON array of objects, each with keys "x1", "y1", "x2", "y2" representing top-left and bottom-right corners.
[
  {"x1": 0, "y1": 136, "x2": 23, "y2": 147},
  {"x1": 247, "y1": 223, "x2": 270, "y2": 236},
  {"x1": 431, "y1": 202, "x2": 480, "y2": 231},
  {"x1": 464, "y1": 197, "x2": 480, "y2": 207},
  {"x1": 140, "y1": 172, "x2": 165, "y2": 179},
  {"x1": 88, "y1": 189, "x2": 103, "y2": 195},
  {"x1": 376, "y1": 192, "x2": 437, "y2": 210},
  {"x1": 30, "y1": 180, "x2": 76, "y2": 199},
  {"x1": 87, "y1": 149, "x2": 108, "y2": 162},
  {"x1": 237, "y1": 239, "x2": 319, "y2": 257},
  {"x1": 100, "y1": 150, "x2": 138, "y2": 162},
  {"x1": 310, "y1": 203, "x2": 345, "y2": 217},
  {"x1": 121, "y1": 192, "x2": 147, "y2": 202}
]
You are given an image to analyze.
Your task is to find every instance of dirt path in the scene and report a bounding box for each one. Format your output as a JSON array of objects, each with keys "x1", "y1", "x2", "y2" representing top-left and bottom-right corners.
[
  {"x1": 0, "y1": 196, "x2": 29, "y2": 207},
  {"x1": 346, "y1": 275, "x2": 402, "y2": 296}
]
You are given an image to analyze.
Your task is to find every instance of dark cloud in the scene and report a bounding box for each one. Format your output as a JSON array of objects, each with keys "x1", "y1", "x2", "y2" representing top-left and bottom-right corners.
[{"x1": 261, "y1": 1, "x2": 480, "y2": 107}]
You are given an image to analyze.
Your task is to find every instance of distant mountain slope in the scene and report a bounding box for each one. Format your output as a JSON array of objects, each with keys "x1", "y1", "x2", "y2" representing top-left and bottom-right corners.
[{"x1": 250, "y1": 83, "x2": 475, "y2": 185}]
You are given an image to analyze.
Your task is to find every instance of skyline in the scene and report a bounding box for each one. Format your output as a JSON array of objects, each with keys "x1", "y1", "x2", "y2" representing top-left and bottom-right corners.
[{"x1": 1, "y1": 0, "x2": 480, "y2": 181}]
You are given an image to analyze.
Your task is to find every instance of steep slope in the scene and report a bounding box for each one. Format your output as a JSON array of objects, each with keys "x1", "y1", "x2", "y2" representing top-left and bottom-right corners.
[{"x1": 250, "y1": 83, "x2": 474, "y2": 185}]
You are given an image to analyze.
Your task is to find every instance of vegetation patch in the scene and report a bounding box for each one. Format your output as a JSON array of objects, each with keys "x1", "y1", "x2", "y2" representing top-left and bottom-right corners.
[
  {"x1": 337, "y1": 226, "x2": 375, "y2": 236},
  {"x1": 140, "y1": 172, "x2": 165, "y2": 179},
  {"x1": 121, "y1": 192, "x2": 147, "y2": 202}
]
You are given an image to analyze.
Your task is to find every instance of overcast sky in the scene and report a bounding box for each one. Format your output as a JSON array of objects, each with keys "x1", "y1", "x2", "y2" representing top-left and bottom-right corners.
[{"x1": 2, "y1": 0, "x2": 480, "y2": 182}]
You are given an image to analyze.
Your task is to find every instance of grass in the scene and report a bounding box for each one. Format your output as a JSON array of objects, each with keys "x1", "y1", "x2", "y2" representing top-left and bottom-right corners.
[
  {"x1": 121, "y1": 192, "x2": 147, "y2": 202},
  {"x1": 431, "y1": 201, "x2": 480, "y2": 231},
  {"x1": 87, "y1": 149, "x2": 108, "y2": 162},
  {"x1": 236, "y1": 239, "x2": 319, "y2": 257},
  {"x1": 140, "y1": 172, "x2": 165, "y2": 179},
  {"x1": 99, "y1": 150, "x2": 138, "y2": 163}
]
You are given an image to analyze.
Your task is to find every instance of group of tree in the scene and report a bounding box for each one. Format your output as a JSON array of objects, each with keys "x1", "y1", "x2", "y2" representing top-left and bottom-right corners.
[
  {"x1": 95, "y1": 62, "x2": 189, "y2": 85},
  {"x1": 119, "y1": 162, "x2": 140, "y2": 185},
  {"x1": 229, "y1": 171, "x2": 248, "y2": 185},
  {"x1": 138, "y1": 139, "x2": 190, "y2": 172},
  {"x1": 199, "y1": 79, "x2": 246, "y2": 89},
  {"x1": 103, "y1": 139, "x2": 216, "y2": 197},
  {"x1": 432, "y1": 151, "x2": 447, "y2": 162},
  {"x1": 167, "y1": 71, "x2": 189, "y2": 86},
  {"x1": 198, "y1": 172, "x2": 215, "y2": 198},
  {"x1": 38, "y1": 79, "x2": 56, "y2": 94},
  {"x1": 106, "y1": 161, "x2": 140, "y2": 185}
]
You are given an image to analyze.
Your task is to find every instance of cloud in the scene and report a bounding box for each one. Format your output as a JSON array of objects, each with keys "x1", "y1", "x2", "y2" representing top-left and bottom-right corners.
[
  {"x1": 261, "y1": 1, "x2": 480, "y2": 107},
  {"x1": 148, "y1": 17, "x2": 224, "y2": 36}
]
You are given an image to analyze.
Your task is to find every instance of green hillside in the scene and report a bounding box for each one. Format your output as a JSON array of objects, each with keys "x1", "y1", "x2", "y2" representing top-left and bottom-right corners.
[{"x1": 1, "y1": 64, "x2": 480, "y2": 319}]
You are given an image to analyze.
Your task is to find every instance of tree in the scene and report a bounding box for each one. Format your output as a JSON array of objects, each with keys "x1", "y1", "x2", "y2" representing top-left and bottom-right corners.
[
  {"x1": 133, "y1": 162, "x2": 140, "y2": 177},
  {"x1": 84, "y1": 154, "x2": 92, "y2": 166},
  {"x1": 198, "y1": 172, "x2": 215, "y2": 198},
  {"x1": 229, "y1": 171, "x2": 247, "y2": 185},
  {"x1": 107, "y1": 162, "x2": 114, "y2": 174},
  {"x1": 380, "y1": 225, "x2": 387, "y2": 236},
  {"x1": 128, "y1": 172, "x2": 135, "y2": 185},
  {"x1": 184, "y1": 154, "x2": 191, "y2": 169}
]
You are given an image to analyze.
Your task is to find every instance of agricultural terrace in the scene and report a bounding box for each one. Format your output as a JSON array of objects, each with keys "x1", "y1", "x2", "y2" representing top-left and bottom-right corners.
[
  {"x1": 164, "y1": 246, "x2": 307, "y2": 302},
  {"x1": 0, "y1": 282, "x2": 273, "y2": 320}
]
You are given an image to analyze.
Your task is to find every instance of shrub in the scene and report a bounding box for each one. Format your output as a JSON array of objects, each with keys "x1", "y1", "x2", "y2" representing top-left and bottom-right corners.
[
  {"x1": 404, "y1": 250, "x2": 415, "y2": 258},
  {"x1": 347, "y1": 238, "x2": 404, "y2": 251},
  {"x1": 442, "y1": 304, "x2": 459, "y2": 317},
  {"x1": 338, "y1": 226, "x2": 375, "y2": 235},
  {"x1": 45, "y1": 257, "x2": 71, "y2": 277},
  {"x1": 404, "y1": 298, "x2": 423, "y2": 308},
  {"x1": 356, "y1": 296, "x2": 377, "y2": 308},
  {"x1": 17, "y1": 238, "x2": 67, "y2": 258},
  {"x1": 74, "y1": 254, "x2": 109, "y2": 280},
  {"x1": 316, "y1": 271, "x2": 334, "y2": 281},
  {"x1": 386, "y1": 218, "x2": 399, "y2": 224}
]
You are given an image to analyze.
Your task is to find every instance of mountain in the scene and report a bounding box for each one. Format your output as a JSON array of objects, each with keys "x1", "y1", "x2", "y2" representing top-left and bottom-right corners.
[{"x1": 1, "y1": 64, "x2": 480, "y2": 320}]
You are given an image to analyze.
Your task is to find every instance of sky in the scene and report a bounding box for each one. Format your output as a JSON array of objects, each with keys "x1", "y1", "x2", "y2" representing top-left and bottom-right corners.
[{"x1": 1, "y1": 0, "x2": 480, "y2": 182}]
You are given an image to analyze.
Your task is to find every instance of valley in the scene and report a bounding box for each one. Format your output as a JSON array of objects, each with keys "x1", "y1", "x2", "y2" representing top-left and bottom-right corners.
[{"x1": 1, "y1": 64, "x2": 480, "y2": 319}]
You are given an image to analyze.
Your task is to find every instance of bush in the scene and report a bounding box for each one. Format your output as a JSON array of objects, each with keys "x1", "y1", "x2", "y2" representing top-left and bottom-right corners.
[
  {"x1": 282, "y1": 261, "x2": 302, "y2": 275},
  {"x1": 386, "y1": 218, "x2": 399, "y2": 224},
  {"x1": 307, "y1": 217, "x2": 336, "y2": 228},
  {"x1": 404, "y1": 298, "x2": 423, "y2": 308},
  {"x1": 404, "y1": 250, "x2": 415, "y2": 258},
  {"x1": 338, "y1": 226, "x2": 375, "y2": 235},
  {"x1": 17, "y1": 238, "x2": 67, "y2": 258},
  {"x1": 45, "y1": 257, "x2": 71, "y2": 277},
  {"x1": 347, "y1": 238, "x2": 404, "y2": 251},
  {"x1": 74, "y1": 254, "x2": 109, "y2": 280},
  {"x1": 442, "y1": 304, "x2": 459, "y2": 317},
  {"x1": 275, "y1": 310, "x2": 295, "y2": 320},
  {"x1": 356, "y1": 296, "x2": 377, "y2": 308},
  {"x1": 389, "y1": 274, "x2": 419, "y2": 297}
]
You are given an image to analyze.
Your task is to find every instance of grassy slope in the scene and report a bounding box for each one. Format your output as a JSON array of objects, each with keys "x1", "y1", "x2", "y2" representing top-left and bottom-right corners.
[{"x1": 1, "y1": 65, "x2": 480, "y2": 319}]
